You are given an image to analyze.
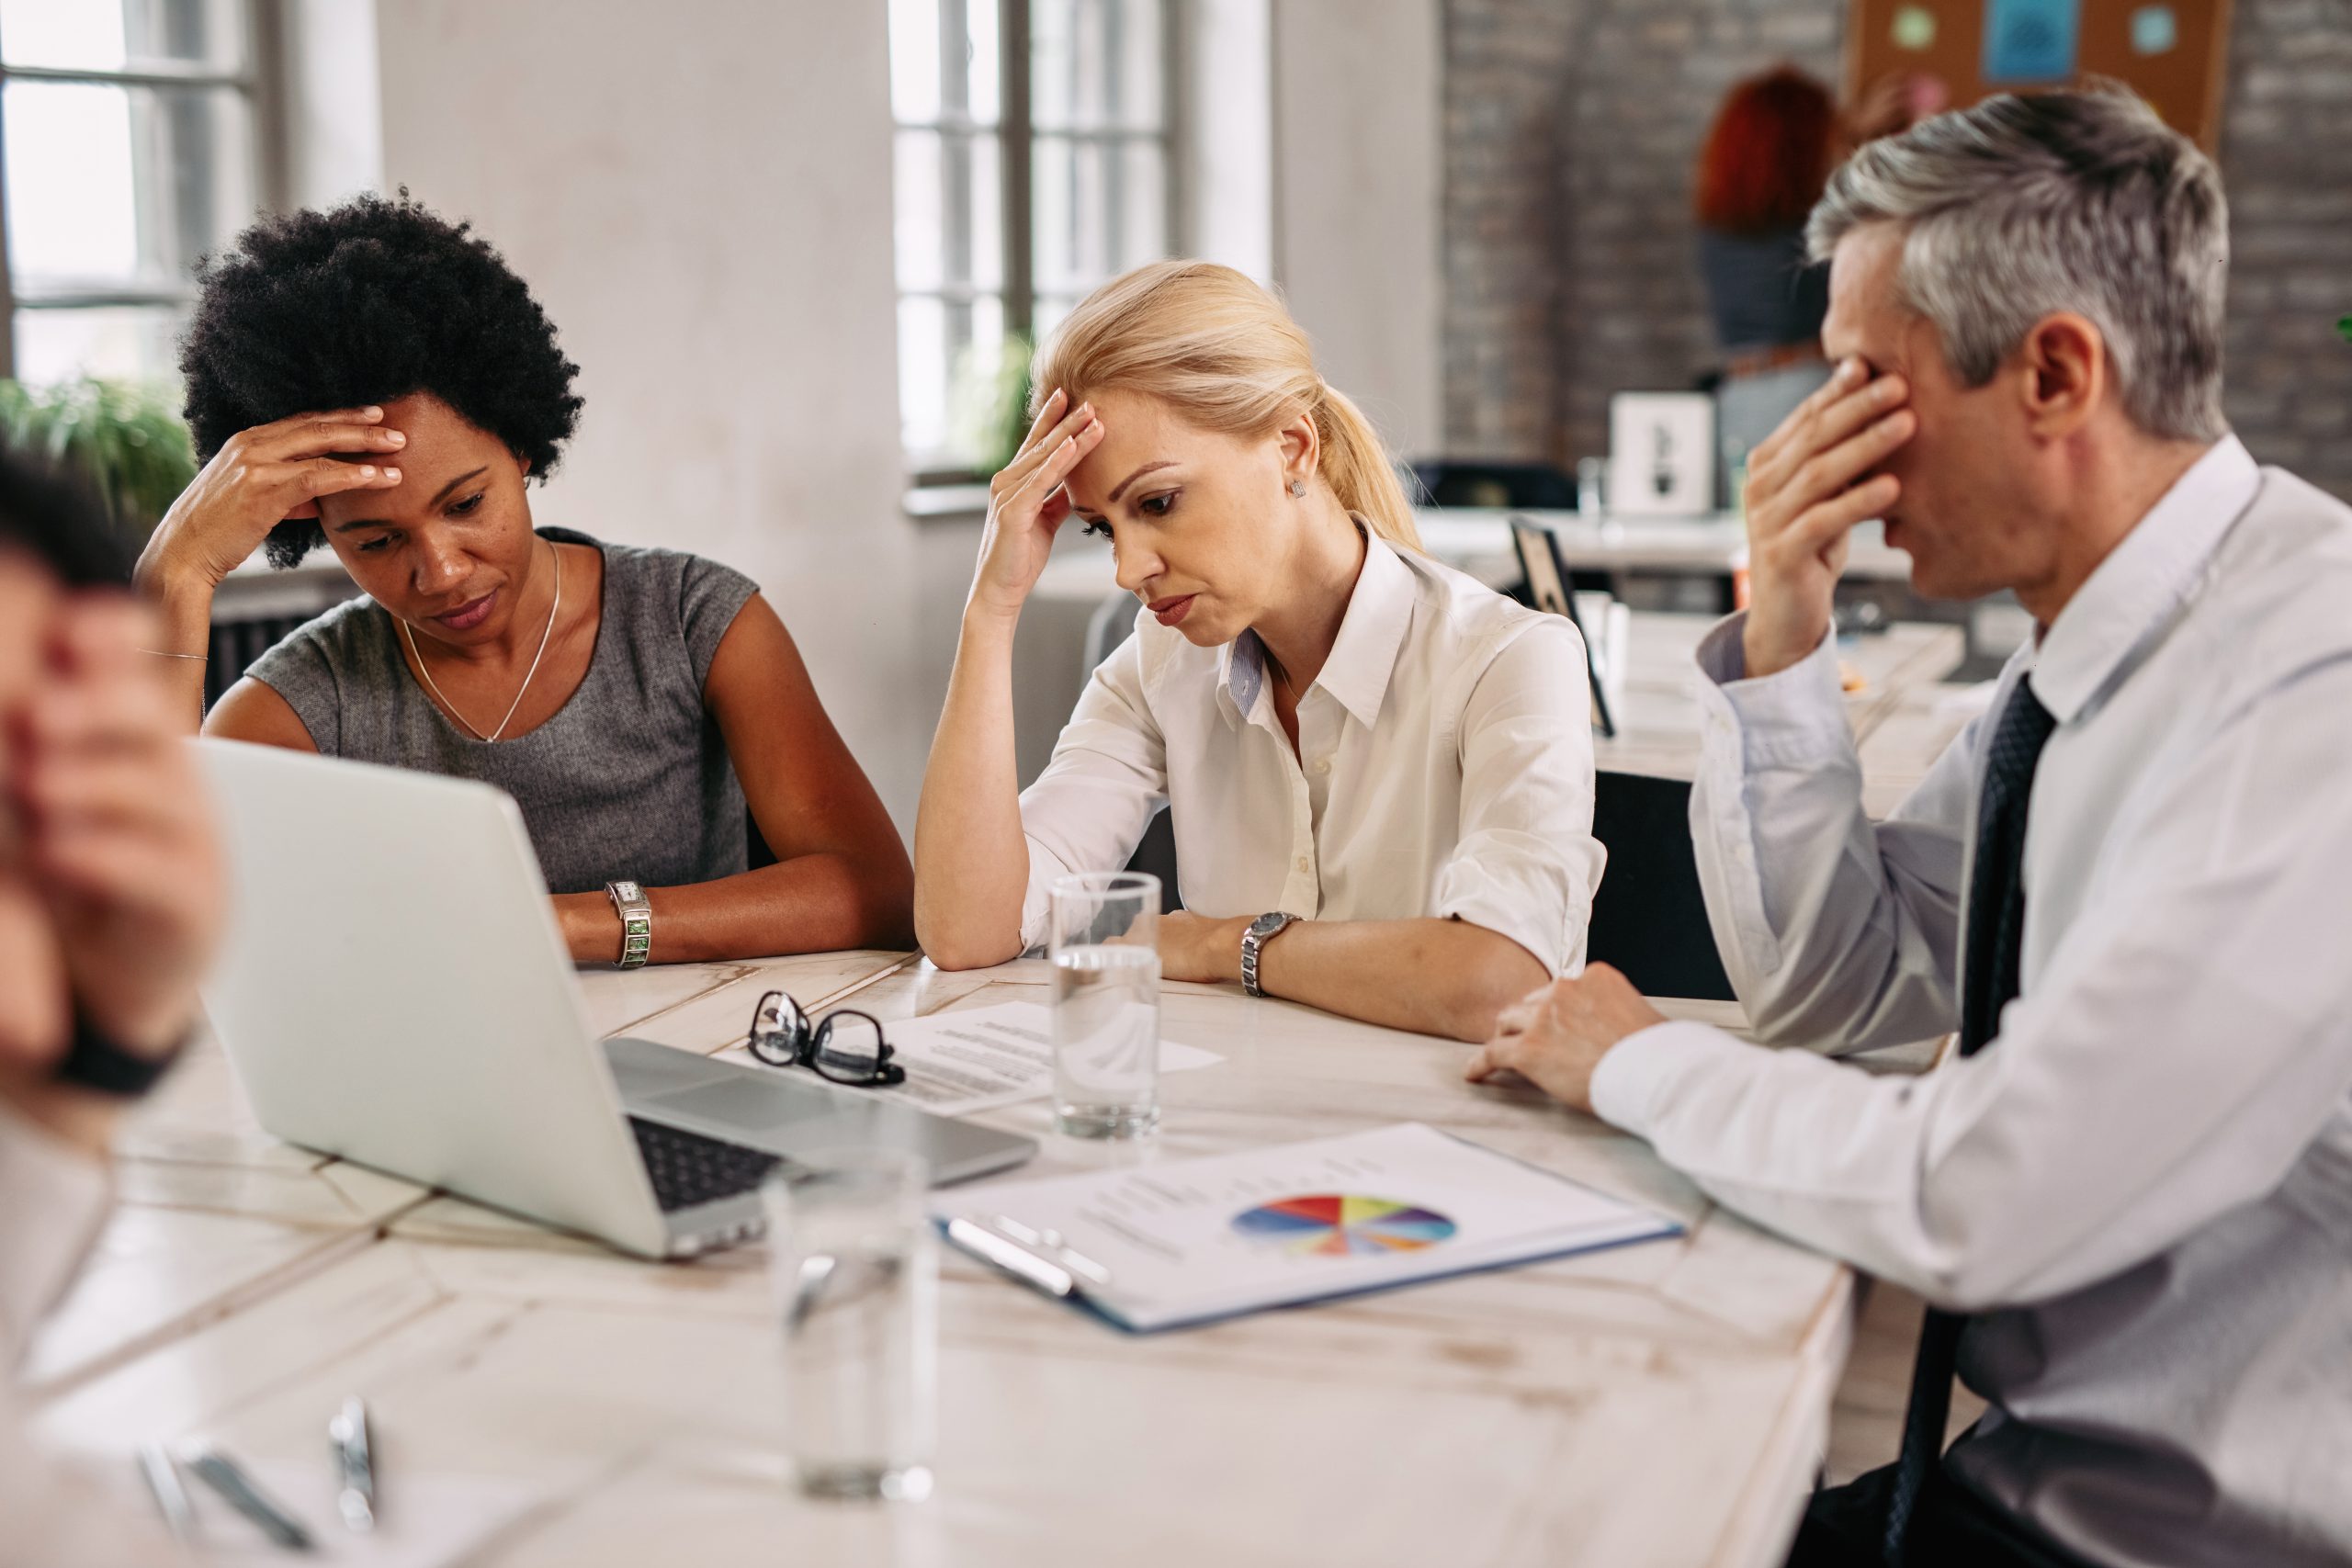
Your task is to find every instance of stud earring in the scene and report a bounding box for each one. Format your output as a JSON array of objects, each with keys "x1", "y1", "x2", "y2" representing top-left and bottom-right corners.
[{"x1": 1288, "y1": 479, "x2": 1307, "y2": 498}]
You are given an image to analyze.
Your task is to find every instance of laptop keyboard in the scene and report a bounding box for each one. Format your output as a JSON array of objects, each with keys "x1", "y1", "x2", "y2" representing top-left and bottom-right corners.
[{"x1": 627, "y1": 1116, "x2": 785, "y2": 1213}]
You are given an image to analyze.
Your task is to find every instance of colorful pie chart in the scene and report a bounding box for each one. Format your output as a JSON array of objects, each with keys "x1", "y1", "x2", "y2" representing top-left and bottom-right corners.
[{"x1": 1231, "y1": 1194, "x2": 1458, "y2": 1258}]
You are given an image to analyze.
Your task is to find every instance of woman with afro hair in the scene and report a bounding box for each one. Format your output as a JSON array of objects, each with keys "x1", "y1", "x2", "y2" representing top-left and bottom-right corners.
[{"x1": 135, "y1": 194, "x2": 913, "y2": 964}]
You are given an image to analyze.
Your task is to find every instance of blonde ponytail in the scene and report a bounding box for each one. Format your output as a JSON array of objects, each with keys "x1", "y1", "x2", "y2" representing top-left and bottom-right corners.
[
  {"x1": 1310, "y1": 381, "x2": 1422, "y2": 551},
  {"x1": 1031, "y1": 260, "x2": 1422, "y2": 552}
]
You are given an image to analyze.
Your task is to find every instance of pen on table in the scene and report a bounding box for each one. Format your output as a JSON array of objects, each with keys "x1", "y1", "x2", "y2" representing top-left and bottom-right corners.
[
  {"x1": 138, "y1": 1440, "x2": 198, "y2": 1545},
  {"x1": 329, "y1": 1395, "x2": 376, "y2": 1532},
  {"x1": 182, "y1": 1438, "x2": 316, "y2": 1552}
]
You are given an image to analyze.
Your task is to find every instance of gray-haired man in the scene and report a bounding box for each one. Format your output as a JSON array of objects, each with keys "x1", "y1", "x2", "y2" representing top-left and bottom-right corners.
[{"x1": 1468, "y1": 90, "x2": 2352, "y2": 1567}]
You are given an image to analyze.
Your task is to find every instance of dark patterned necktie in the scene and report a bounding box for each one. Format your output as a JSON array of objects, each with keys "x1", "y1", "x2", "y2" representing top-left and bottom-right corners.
[{"x1": 1882, "y1": 676, "x2": 2058, "y2": 1564}]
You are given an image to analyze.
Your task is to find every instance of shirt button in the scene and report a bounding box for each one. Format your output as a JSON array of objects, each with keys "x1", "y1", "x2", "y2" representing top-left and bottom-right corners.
[
  {"x1": 1312, "y1": 758, "x2": 1331, "y2": 775},
  {"x1": 1295, "y1": 855, "x2": 1312, "y2": 874}
]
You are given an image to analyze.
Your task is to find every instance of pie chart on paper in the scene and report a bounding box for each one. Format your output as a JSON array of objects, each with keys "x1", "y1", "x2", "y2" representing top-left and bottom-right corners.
[{"x1": 1230, "y1": 1194, "x2": 1457, "y2": 1258}]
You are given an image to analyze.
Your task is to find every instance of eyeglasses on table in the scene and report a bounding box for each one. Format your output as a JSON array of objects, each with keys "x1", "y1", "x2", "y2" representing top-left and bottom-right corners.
[{"x1": 744, "y1": 989, "x2": 906, "y2": 1087}]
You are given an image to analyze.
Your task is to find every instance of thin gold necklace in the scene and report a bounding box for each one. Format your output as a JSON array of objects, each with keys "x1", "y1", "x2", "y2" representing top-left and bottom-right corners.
[{"x1": 400, "y1": 539, "x2": 562, "y2": 742}]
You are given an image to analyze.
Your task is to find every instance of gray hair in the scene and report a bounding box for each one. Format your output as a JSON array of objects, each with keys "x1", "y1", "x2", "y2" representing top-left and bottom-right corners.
[{"x1": 1806, "y1": 89, "x2": 2229, "y2": 443}]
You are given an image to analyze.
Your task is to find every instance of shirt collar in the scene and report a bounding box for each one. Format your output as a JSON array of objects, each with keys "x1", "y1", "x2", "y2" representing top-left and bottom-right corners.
[
  {"x1": 1214, "y1": 523, "x2": 1416, "y2": 729},
  {"x1": 2029, "y1": 435, "x2": 2260, "y2": 725}
]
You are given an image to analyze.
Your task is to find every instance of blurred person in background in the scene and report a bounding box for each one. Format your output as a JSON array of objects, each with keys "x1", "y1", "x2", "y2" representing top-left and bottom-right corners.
[
  {"x1": 1, "y1": 444, "x2": 216, "y2": 1566},
  {"x1": 1697, "y1": 66, "x2": 1944, "y2": 473}
]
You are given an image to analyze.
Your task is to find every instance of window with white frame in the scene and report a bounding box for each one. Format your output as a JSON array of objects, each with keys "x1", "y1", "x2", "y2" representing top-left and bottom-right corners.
[
  {"x1": 890, "y1": 0, "x2": 1176, "y2": 476},
  {"x1": 0, "y1": 0, "x2": 273, "y2": 389}
]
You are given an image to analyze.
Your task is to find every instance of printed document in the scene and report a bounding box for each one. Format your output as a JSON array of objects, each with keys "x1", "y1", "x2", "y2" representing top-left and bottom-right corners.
[{"x1": 875, "y1": 1000, "x2": 1219, "y2": 1118}]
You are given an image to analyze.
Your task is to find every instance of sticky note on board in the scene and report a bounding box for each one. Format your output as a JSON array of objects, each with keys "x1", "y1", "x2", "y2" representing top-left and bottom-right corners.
[
  {"x1": 2132, "y1": 4, "x2": 2179, "y2": 55},
  {"x1": 1892, "y1": 5, "x2": 1937, "y2": 50},
  {"x1": 1983, "y1": 0, "x2": 2080, "y2": 83}
]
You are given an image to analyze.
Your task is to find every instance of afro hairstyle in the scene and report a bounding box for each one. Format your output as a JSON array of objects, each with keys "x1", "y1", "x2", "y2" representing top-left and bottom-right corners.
[{"x1": 179, "y1": 191, "x2": 583, "y2": 570}]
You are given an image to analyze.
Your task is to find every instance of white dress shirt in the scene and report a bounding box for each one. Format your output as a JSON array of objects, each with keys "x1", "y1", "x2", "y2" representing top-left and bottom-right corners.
[
  {"x1": 1590, "y1": 436, "x2": 2352, "y2": 1566},
  {"x1": 1017, "y1": 526, "x2": 1603, "y2": 974}
]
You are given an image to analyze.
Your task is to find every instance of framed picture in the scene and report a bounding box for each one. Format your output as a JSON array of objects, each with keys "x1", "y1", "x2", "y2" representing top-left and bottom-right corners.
[
  {"x1": 1608, "y1": 392, "x2": 1716, "y2": 518},
  {"x1": 1511, "y1": 522, "x2": 1616, "y2": 739}
]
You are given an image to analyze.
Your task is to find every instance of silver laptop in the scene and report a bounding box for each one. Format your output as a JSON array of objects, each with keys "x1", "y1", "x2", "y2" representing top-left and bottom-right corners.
[{"x1": 196, "y1": 739, "x2": 1035, "y2": 1259}]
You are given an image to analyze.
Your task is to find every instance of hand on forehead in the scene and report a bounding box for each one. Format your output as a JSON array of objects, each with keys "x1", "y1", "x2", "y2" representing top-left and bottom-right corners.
[{"x1": 313, "y1": 394, "x2": 514, "y2": 525}]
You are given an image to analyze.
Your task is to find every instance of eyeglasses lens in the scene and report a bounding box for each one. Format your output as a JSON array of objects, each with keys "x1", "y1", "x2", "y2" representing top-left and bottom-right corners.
[
  {"x1": 749, "y1": 993, "x2": 808, "y2": 1066},
  {"x1": 812, "y1": 1013, "x2": 886, "y2": 1082}
]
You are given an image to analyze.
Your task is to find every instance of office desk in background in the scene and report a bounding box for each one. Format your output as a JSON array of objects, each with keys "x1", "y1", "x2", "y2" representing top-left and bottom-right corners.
[
  {"x1": 32, "y1": 957, "x2": 1860, "y2": 1568},
  {"x1": 1408, "y1": 507, "x2": 1914, "y2": 588}
]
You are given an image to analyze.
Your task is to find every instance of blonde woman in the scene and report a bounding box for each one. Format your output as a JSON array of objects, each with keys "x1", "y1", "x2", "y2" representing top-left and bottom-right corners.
[{"x1": 915, "y1": 262, "x2": 1602, "y2": 1042}]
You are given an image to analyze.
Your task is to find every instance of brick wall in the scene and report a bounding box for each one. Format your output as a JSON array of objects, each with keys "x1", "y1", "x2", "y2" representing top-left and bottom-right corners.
[{"x1": 1441, "y1": 0, "x2": 2352, "y2": 502}]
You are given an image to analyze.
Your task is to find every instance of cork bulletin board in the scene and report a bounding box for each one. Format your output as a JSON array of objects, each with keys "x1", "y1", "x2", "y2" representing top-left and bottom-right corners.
[{"x1": 1845, "y1": 0, "x2": 2234, "y2": 149}]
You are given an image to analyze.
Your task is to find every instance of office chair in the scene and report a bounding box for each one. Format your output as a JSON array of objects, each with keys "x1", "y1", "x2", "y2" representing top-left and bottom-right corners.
[{"x1": 1585, "y1": 771, "x2": 1736, "y2": 1001}]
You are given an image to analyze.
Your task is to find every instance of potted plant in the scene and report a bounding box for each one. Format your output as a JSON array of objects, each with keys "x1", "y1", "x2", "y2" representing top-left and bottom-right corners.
[{"x1": 0, "y1": 376, "x2": 197, "y2": 547}]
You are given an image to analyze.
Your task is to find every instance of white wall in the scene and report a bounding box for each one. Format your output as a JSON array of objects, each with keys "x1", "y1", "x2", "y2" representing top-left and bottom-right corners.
[
  {"x1": 372, "y1": 0, "x2": 926, "y2": 821},
  {"x1": 1271, "y1": 0, "x2": 1444, "y2": 461},
  {"x1": 280, "y1": 0, "x2": 383, "y2": 210}
]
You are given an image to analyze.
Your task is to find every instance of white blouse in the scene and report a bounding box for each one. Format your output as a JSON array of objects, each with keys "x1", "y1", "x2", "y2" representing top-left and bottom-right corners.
[{"x1": 1015, "y1": 529, "x2": 1604, "y2": 975}]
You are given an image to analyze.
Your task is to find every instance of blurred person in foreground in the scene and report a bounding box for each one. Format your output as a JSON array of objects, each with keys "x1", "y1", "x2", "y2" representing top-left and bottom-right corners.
[
  {"x1": 1, "y1": 446, "x2": 216, "y2": 1563},
  {"x1": 1479, "y1": 89, "x2": 2352, "y2": 1567}
]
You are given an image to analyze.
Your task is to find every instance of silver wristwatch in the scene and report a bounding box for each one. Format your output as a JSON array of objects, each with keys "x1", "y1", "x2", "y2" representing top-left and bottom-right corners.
[
  {"x1": 605, "y1": 879, "x2": 652, "y2": 968},
  {"x1": 1239, "y1": 910, "x2": 1298, "y2": 998}
]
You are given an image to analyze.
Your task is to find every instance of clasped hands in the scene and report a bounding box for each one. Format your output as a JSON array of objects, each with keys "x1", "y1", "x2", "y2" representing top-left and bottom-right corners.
[{"x1": 1464, "y1": 964, "x2": 1667, "y2": 1114}]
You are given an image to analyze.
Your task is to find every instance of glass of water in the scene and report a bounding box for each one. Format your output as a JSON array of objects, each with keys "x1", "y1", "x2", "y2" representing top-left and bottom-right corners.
[
  {"x1": 1047, "y1": 871, "x2": 1162, "y2": 1139},
  {"x1": 762, "y1": 1148, "x2": 936, "y2": 1502}
]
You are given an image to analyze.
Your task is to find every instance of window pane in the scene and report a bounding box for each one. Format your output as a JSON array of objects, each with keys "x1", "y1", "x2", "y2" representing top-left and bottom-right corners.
[
  {"x1": 946, "y1": 293, "x2": 1009, "y2": 466},
  {"x1": 1032, "y1": 0, "x2": 1163, "y2": 132},
  {"x1": 892, "y1": 129, "x2": 1002, "y2": 292},
  {"x1": 899, "y1": 294, "x2": 950, "y2": 459},
  {"x1": 888, "y1": 0, "x2": 999, "y2": 127},
  {"x1": 3, "y1": 78, "x2": 256, "y2": 295},
  {"x1": 1034, "y1": 293, "x2": 1077, "y2": 343},
  {"x1": 12, "y1": 304, "x2": 185, "y2": 387},
  {"x1": 899, "y1": 291, "x2": 1007, "y2": 466},
  {"x1": 888, "y1": 0, "x2": 942, "y2": 121},
  {"x1": 1032, "y1": 134, "x2": 1166, "y2": 297},
  {"x1": 0, "y1": 0, "x2": 249, "y2": 73}
]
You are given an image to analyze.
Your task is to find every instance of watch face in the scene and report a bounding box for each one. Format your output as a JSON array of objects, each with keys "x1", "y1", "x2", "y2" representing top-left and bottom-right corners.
[{"x1": 1248, "y1": 912, "x2": 1291, "y2": 938}]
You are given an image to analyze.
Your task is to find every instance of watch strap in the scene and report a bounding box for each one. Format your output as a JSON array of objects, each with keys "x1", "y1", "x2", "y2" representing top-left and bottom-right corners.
[
  {"x1": 54, "y1": 1014, "x2": 182, "y2": 1099},
  {"x1": 606, "y1": 879, "x2": 653, "y2": 968},
  {"x1": 1240, "y1": 911, "x2": 1297, "y2": 998}
]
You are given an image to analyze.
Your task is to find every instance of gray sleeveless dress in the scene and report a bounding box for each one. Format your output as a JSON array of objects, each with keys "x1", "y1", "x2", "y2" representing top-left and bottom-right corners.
[{"x1": 246, "y1": 527, "x2": 761, "y2": 896}]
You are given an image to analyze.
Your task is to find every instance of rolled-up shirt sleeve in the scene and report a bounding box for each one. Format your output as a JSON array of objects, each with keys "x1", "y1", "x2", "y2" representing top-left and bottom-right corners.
[
  {"x1": 1431, "y1": 618, "x2": 1604, "y2": 976},
  {"x1": 1689, "y1": 612, "x2": 1979, "y2": 1052},
  {"x1": 1014, "y1": 620, "x2": 1170, "y2": 951}
]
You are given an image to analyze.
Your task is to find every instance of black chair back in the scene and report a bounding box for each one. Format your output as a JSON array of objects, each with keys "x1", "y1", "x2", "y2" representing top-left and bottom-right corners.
[{"x1": 1586, "y1": 771, "x2": 1736, "y2": 1000}]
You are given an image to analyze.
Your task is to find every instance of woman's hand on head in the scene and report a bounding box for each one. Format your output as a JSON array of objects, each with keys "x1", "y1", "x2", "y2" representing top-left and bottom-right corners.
[
  {"x1": 966, "y1": 388, "x2": 1105, "y2": 624},
  {"x1": 136, "y1": 405, "x2": 411, "y2": 597}
]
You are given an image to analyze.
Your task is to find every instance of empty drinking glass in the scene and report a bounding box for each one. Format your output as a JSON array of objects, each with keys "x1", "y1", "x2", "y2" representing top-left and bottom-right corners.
[
  {"x1": 762, "y1": 1148, "x2": 936, "y2": 1502},
  {"x1": 1047, "y1": 872, "x2": 1162, "y2": 1139}
]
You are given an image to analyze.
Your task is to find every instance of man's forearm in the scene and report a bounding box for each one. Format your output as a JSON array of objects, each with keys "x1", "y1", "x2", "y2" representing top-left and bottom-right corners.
[{"x1": 1689, "y1": 615, "x2": 1966, "y2": 1051}]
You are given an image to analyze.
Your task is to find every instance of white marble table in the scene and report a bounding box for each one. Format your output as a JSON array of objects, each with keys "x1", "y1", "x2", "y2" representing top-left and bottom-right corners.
[{"x1": 30, "y1": 950, "x2": 1860, "y2": 1568}]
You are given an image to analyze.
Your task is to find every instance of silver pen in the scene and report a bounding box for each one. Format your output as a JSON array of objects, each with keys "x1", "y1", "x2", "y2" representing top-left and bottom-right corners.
[
  {"x1": 138, "y1": 1440, "x2": 198, "y2": 1545},
  {"x1": 182, "y1": 1438, "x2": 316, "y2": 1552},
  {"x1": 328, "y1": 1396, "x2": 376, "y2": 1532}
]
